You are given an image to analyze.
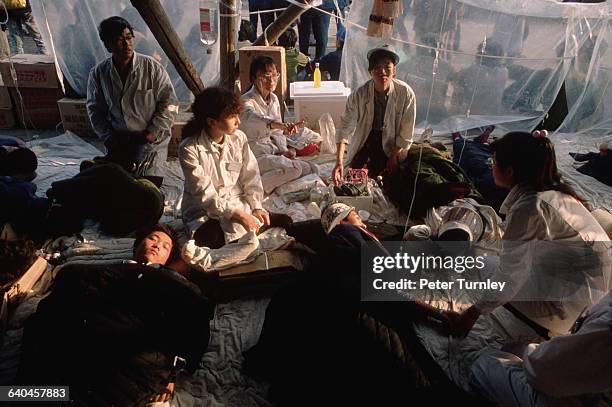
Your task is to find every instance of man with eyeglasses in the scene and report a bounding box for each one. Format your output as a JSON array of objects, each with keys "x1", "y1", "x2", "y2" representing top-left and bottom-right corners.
[
  {"x1": 333, "y1": 45, "x2": 416, "y2": 185},
  {"x1": 86, "y1": 16, "x2": 178, "y2": 178},
  {"x1": 240, "y1": 55, "x2": 317, "y2": 194}
]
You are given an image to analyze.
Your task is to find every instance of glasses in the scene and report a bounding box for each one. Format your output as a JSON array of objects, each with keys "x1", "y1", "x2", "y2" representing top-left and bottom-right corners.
[{"x1": 257, "y1": 73, "x2": 280, "y2": 82}]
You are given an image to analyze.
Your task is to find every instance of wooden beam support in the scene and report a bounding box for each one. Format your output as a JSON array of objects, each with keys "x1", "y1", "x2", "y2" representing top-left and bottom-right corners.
[
  {"x1": 130, "y1": 0, "x2": 206, "y2": 96},
  {"x1": 252, "y1": 0, "x2": 314, "y2": 46},
  {"x1": 219, "y1": 0, "x2": 238, "y2": 89}
]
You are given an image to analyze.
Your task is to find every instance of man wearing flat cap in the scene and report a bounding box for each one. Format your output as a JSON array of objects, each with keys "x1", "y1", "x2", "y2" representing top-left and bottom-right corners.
[{"x1": 332, "y1": 45, "x2": 416, "y2": 185}]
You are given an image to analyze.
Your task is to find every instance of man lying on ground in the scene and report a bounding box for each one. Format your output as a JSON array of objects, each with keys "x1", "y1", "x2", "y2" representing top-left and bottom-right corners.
[{"x1": 18, "y1": 223, "x2": 213, "y2": 406}]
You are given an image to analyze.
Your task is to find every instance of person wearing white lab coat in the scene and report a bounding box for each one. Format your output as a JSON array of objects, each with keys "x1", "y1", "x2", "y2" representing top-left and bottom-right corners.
[
  {"x1": 240, "y1": 55, "x2": 316, "y2": 194},
  {"x1": 332, "y1": 45, "x2": 416, "y2": 185},
  {"x1": 469, "y1": 291, "x2": 612, "y2": 407},
  {"x1": 87, "y1": 16, "x2": 177, "y2": 177},
  {"x1": 449, "y1": 132, "x2": 611, "y2": 339},
  {"x1": 179, "y1": 87, "x2": 269, "y2": 249}
]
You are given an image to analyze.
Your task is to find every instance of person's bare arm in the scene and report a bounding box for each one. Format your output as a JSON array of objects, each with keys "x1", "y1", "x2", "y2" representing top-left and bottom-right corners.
[{"x1": 332, "y1": 142, "x2": 347, "y2": 185}]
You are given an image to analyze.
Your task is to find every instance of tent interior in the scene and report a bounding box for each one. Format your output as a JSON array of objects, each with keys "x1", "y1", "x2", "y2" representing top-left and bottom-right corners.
[{"x1": 0, "y1": 0, "x2": 611, "y2": 406}]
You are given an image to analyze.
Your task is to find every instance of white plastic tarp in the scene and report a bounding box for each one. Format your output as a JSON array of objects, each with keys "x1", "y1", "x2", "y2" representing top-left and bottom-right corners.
[
  {"x1": 23, "y1": 0, "x2": 612, "y2": 137},
  {"x1": 340, "y1": 0, "x2": 609, "y2": 134}
]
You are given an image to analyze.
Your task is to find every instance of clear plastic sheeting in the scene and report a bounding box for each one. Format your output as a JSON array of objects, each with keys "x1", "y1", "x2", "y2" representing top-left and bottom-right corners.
[
  {"x1": 340, "y1": 0, "x2": 609, "y2": 134},
  {"x1": 558, "y1": 16, "x2": 612, "y2": 136},
  {"x1": 29, "y1": 0, "x2": 227, "y2": 101},
  {"x1": 550, "y1": 13, "x2": 612, "y2": 212}
]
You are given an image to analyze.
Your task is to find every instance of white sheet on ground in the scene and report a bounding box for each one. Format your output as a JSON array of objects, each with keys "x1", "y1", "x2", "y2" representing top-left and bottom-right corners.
[
  {"x1": 551, "y1": 135, "x2": 612, "y2": 213},
  {"x1": 29, "y1": 132, "x2": 102, "y2": 195}
]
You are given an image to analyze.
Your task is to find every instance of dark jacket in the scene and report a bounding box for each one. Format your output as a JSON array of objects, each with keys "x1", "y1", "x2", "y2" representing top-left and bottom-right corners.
[
  {"x1": 18, "y1": 262, "x2": 213, "y2": 406},
  {"x1": 384, "y1": 144, "x2": 483, "y2": 219},
  {"x1": 47, "y1": 163, "x2": 164, "y2": 236}
]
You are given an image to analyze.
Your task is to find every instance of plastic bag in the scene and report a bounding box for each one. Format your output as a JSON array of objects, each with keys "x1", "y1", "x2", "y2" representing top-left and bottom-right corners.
[
  {"x1": 275, "y1": 173, "x2": 325, "y2": 197},
  {"x1": 319, "y1": 113, "x2": 337, "y2": 154},
  {"x1": 286, "y1": 127, "x2": 322, "y2": 150}
]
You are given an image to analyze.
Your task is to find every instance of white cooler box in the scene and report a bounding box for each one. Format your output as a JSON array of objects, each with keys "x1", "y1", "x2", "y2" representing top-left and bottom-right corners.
[{"x1": 290, "y1": 81, "x2": 350, "y2": 129}]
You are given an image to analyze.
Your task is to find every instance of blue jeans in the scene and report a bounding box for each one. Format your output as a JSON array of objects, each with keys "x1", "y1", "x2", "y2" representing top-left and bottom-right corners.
[
  {"x1": 6, "y1": 13, "x2": 48, "y2": 55},
  {"x1": 298, "y1": 8, "x2": 331, "y2": 61},
  {"x1": 334, "y1": 7, "x2": 346, "y2": 33},
  {"x1": 249, "y1": 0, "x2": 274, "y2": 42}
]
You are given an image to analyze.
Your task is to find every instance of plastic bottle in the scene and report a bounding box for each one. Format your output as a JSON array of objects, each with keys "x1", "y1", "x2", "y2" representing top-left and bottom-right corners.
[
  {"x1": 313, "y1": 62, "x2": 321, "y2": 88},
  {"x1": 199, "y1": 0, "x2": 218, "y2": 54},
  {"x1": 306, "y1": 202, "x2": 322, "y2": 218},
  {"x1": 309, "y1": 183, "x2": 324, "y2": 204}
]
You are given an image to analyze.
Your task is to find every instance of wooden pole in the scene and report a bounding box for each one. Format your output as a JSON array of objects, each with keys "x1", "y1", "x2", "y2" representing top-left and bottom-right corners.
[
  {"x1": 130, "y1": 0, "x2": 205, "y2": 96},
  {"x1": 219, "y1": 0, "x2": 238, "y2": 90},
  {"x1": 0, "y1": 30, "x2": 10, "y2": 58},
  {"x1": 252, "y1": 0, "x2": 314, "y2": 46}
]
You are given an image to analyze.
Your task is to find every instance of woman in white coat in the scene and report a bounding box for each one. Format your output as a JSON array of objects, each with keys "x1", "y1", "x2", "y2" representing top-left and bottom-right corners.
[
  {"x1": 332, "y1": 45, "x2": 416, "y2": 185},
  {"x1": 449, "y1": 131, "x2": 611, "y2": 339},
  {"x1": 179, "y1": 87, "x2": 280, "y2": 249}
]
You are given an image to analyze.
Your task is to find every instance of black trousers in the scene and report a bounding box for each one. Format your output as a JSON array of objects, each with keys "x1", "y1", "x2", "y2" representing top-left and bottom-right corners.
[{"x1": 350, "y1": 130, "x2": 388, "y2": 177}]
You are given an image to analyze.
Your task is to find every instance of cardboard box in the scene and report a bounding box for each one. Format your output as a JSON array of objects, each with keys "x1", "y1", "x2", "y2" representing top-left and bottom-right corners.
[
  {"x1": 0, "y1": 108, "x2": 16, "y2": 128},
  {"x1": 15, "y1": 106, "x2": 61, "y2": 129},
  {"x1": 57, "y1": 98, "x2": 94, "y2": 136},
  {"x1": 9, "y1": 87, "x2": 63, "y2": 110},
  {"x1": 167, "y1": 111, "x2": 193, "y2": 159},
  {"x1": 239, "y1": 46, "x2": 287, "y2": 116},
  {"x1": 0, "y1": 86, "x2": 12, "y2": 109},
  {"x1": 0, "y1": 54, "x2": 61, "y2": 88}
]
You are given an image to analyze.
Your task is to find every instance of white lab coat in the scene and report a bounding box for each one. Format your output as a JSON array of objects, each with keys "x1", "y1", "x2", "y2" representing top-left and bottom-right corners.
[
  {"x1": 240, "y1": 86, "x2": 315, "y2": 194},
  {"x1": 336, "y1": 78, "x2": 416, "y2": 164},
  {"x1": 475, "y1": 184, "x2": 612, "y2": 335},
  {"x1": 87, "y1": 52, "x2": 178, "y2": 175},
  {"x1": 179, "y1": 130, "x2": 264, "y2": 243},
  {"x1": 470, "y1": 292, "x2": 612, "y2": 407},
  {"x1": 240, "y1": 86, "x2": 288, "y2": 157}
]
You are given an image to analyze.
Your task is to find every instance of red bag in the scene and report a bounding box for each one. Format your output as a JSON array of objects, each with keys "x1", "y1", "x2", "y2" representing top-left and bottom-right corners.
[{"x1": 295, "y1": 143, "x2": 318, "y2": 156}]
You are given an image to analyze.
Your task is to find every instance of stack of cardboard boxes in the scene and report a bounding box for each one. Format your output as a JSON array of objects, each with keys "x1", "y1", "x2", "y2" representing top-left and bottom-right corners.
[
  {"x1": 0, "y1": 54, "x2": 64, "y2": 129},
  {"x1": 57, "y1": 97, "x2": 95, "y2": 137}
]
